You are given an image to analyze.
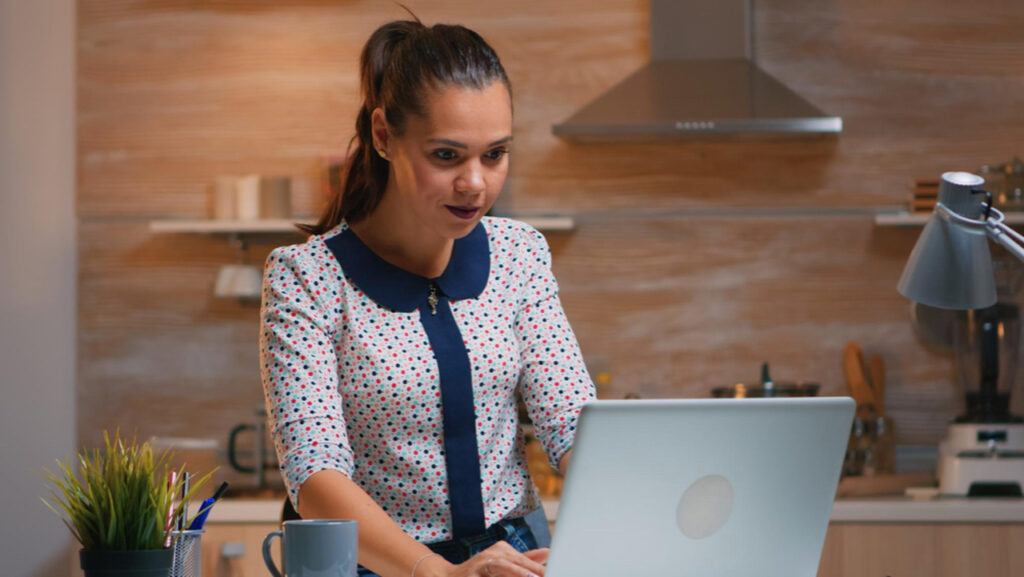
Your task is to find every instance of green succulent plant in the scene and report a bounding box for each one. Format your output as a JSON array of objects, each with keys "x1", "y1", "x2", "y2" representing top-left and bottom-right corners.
[{"x1": 40, "y1": 431, "x2": 212, "y2": 551}]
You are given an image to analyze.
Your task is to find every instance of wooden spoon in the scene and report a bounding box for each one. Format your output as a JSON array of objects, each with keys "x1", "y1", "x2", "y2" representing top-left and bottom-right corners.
[
  {"x1": 842, "y1": 342, "x2": 876, "y2": 418},
  {"x1": 869, "y1": 355, "x2": 886, "y2": 416}
]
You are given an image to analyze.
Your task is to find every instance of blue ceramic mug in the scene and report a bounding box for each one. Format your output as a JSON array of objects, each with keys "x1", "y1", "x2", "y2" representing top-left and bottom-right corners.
[{"x1": 263, "y1": 519, "x2": 358, "y2": 577}]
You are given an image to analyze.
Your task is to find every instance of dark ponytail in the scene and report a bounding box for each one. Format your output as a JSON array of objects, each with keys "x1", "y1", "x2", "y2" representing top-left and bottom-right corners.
[{"x1": 299, "y1": 19, "x2": 511, "y2": 235}]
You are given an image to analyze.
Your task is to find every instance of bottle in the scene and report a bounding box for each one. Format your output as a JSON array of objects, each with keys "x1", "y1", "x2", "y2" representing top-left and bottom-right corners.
[{"x1": 761, "y1": 362, "x2": 774, "y2": 397}]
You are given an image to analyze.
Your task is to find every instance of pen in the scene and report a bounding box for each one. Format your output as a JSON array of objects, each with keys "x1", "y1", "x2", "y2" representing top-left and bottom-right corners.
[
  {"x1": 164, "y1": 471, "x2": 177, "y2": 547},
  {"x1": 187, "y1": 481, "x2": 229, "y2": 531}
]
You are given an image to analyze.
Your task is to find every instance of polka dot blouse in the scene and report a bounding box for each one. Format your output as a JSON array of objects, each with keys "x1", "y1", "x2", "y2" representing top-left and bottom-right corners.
[{"x1": 259, "y1": 217, "x2": 596, "y2": 543}]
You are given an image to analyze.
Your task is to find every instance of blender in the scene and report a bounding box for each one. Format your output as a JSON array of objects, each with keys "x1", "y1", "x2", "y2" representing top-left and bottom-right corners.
[{"x1": 938, "y1": 302, "x2": 1024, "y2": 496}]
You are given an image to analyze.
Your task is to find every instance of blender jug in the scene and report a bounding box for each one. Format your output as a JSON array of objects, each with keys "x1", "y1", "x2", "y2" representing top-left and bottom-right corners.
[{"x1": 952, "y1": 303, "x2": 1022, "y2": 423}]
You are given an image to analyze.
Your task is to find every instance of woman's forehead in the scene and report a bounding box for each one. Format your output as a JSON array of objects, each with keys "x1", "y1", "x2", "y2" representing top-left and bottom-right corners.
[{"x1": 412, "y1": 82, "x2": 512, "y2": 142}]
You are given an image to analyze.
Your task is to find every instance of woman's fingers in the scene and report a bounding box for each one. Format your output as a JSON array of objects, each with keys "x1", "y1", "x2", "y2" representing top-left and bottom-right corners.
[
  {"x1": 476, "y1": 542, "x2": 547, "y2": 577},
  {"x1": 523, "y1": 548, "x2": 549, "y2": 564},
  {"x1": 486, "y1": 556, "x2": 544, "y2": 577}
]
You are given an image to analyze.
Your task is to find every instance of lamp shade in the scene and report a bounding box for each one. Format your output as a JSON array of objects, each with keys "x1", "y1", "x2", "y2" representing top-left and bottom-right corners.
[{"x1": 897, "y1": 172, "x2": 996, "y2": 310}]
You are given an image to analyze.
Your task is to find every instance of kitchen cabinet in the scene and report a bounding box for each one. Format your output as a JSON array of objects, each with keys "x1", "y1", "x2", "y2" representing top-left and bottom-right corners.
[
  {"x1": 202, "y1": 497, "x2": 1024, "y2": 576},
  {"x1": 196, "y1": 500, "x2": 282, "y2": 577},
  {"x1": 817, "y1": 497, "x2": 1024, "y2": 577},
  {"x1": 200, "y1": 521, "x2": 280, "y2": 577},
  {"x1": 817, "y1": 523, "x2": 1024, "y2": 577},
  {"x1": 198, "y1": 519, "x2": 1024, "y2": 577}
]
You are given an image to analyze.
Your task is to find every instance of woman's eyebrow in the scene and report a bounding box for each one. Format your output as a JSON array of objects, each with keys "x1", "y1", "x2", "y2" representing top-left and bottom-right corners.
[{"x1": 427, "y1": 136, "x2": 513, "y2": 148}]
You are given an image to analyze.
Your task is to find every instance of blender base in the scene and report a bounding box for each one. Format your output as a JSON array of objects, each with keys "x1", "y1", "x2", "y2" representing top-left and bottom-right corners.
[{"x1": 938, "y1": 422, "x2": 1024, "y2": 496}]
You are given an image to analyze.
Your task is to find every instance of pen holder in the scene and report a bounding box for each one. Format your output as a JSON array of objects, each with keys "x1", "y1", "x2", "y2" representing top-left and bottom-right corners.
[
  {"x1": 867, "y1": 415, "x2": 895, "y2": 475},
  {"x1": 843, "y1": 415, "x2": 895, "y2": 477},
  {"x1": 171, "y1": 529, "x2": 203, "y2": 577}
]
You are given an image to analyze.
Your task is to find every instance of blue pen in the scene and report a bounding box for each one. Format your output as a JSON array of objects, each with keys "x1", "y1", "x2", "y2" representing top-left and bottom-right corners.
[{"x1": 188, "y1": 482, "x2": 229, "y2": 530}]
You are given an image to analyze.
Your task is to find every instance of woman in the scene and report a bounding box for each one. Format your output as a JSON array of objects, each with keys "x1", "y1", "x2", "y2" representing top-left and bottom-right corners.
[{"x1": 260, "y1": 18, "x2": 596, "y2": 577}]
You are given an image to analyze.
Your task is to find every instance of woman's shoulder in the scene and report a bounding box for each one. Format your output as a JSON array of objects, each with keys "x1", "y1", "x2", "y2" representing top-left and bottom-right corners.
[
  {"x1": 482, "y1": 216, "x2": 548, "y2": 249},
  {"x1": 482, "y1": 216, "x2": 553, "y2": 276},
  {"x1": 265, "y1": 223, "x2": 346, "y2": 270}
]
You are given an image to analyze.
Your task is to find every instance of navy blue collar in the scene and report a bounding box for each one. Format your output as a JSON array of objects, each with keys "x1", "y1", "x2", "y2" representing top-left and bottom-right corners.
[{"x1": 323, "y1": 223, "x2": 490, "y2": 313}]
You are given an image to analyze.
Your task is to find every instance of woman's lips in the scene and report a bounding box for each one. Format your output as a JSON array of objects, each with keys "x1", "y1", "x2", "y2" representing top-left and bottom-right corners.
[{"x1": 446, "y1": 206, "x2": 480, "y2": 220}]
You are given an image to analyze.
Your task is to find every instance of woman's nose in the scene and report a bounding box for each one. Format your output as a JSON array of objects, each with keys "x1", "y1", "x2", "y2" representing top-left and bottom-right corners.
[{"x1": 455, "y1": 162, "x2": 486, "y2": 194}]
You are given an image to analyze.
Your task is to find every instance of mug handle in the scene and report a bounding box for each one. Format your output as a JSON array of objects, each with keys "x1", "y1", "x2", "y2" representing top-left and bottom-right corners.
[{"x1": 262, "y1": 530, "x2": 284, "y2": 577}]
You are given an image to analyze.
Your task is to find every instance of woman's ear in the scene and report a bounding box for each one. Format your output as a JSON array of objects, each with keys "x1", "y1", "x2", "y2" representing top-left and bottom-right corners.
[{"x1": 370, "y1": 108, "x2": 390, "y2": 158}]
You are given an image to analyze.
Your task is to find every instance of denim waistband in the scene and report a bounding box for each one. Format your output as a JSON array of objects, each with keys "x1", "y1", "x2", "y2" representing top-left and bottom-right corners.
[
  {"x1": 427, "y1": 516, "x2": 533, "y2": 564},
  {"x1": 356, "y1": 516, "x2": 537, "y2": 576}
]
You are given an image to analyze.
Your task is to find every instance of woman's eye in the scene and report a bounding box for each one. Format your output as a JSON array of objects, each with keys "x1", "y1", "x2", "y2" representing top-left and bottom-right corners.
[
  {"x1": 485, "y1": 148, "x2": 509, "y2": 161},
  {"x1": 433, "y1": 149, "x2": 457, "y2": 161}
]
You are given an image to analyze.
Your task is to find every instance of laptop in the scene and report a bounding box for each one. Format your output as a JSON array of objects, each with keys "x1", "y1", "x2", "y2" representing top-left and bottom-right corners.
[{"x1": 544, "y1": 397, "x2": 855, "y2": 577}]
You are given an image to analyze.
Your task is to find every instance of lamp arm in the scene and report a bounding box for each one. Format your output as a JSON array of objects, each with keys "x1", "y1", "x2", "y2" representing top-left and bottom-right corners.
[
  {"x1": 936, "y1": 203, "x2": 1024, "y2": 262},
  {"x1": 987, "y1": 220, "x2": 1024, "y2": 262}
]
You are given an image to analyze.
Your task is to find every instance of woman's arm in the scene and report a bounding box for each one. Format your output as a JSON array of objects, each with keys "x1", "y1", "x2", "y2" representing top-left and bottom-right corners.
[
  {"x1": 512, "y1": 225, "x2": 597, "y2": 473},
  {"x1": 298, "y1": 470, "x2": 452, "y2": 577},
  {"x1": 298, "y1": 470, "x2": 548, "y2": 577},
  {"x1": 557, "y1": 449, "x2": 573, "y2": 477}
]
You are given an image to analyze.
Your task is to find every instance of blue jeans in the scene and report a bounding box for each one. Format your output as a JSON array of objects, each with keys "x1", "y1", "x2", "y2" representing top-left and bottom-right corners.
[{"x1": 357, "y1": 516, "x2": 540, "y2": 577}]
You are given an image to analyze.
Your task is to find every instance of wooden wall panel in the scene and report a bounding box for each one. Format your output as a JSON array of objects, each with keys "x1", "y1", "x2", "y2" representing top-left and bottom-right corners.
[
  {"x1": 78, "y1": 221, "x2": 272, "y2": 440},
  {"x1": 78, "y1": 0, "x2": 1024, "y2": 464},
  {"x1": 547, "y1": 215, "x2": 964, "y2": 444}
]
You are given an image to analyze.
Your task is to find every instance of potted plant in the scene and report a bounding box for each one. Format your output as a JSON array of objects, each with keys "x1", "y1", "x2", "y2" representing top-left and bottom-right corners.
[{"x1": 40, "y1": 431, "x2": 211, "y2": 577}]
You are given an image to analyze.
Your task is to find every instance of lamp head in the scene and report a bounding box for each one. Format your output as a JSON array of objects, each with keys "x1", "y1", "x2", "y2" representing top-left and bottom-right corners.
[{"x1": 897, "y1": 172, "x2": 997, "y2": 310}]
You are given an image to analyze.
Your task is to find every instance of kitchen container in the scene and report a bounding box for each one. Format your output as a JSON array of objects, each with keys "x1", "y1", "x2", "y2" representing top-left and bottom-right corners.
[
  {"x1": 845, "y1": 415, "x2": 895, "y2": 477},
  {"x1": 711, "y1": 381, "x2": 819, "y2": 398},
  {"x1": 712, "y1": 362, "x2": 819, "y2": 398},
  {"x1": 979, "y1": 158, "x2": 1024, "y2": 211},
  {"x1": 258, "y1": 176, "x2": 292, "y2": 219},
  {"x1": 235, "y1": 174, "x2": 261, "y2": 220}
]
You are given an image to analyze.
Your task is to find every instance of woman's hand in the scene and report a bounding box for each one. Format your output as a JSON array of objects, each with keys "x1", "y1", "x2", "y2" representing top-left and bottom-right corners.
[{"x1": 435, "y1": 541, "x2": 549, "y2": 577}]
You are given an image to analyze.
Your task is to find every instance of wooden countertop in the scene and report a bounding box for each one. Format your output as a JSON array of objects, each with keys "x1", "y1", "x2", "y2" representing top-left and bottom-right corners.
[
  {"x1": 829, "y1": 494, "x2": 1024, "y2": 523},
  {"x1": 204, "y1": 495, "x2": 1024, "y2": 525}
]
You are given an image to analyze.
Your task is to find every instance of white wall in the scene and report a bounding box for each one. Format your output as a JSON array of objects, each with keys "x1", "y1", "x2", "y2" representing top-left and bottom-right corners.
[{"x1": 0, "y1": 1, "x2": 78, "y2": 576}]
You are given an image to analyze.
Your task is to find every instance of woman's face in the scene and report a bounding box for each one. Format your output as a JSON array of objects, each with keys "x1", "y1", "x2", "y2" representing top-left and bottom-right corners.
[{"x1": 375, "y1": 81, "x2": 512, "y2": 241}]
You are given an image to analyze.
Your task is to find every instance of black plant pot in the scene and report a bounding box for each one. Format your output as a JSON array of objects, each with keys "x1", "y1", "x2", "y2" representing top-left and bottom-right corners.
[{"x1": 79, "y1": 548, "x2": 174, "y2": 577}]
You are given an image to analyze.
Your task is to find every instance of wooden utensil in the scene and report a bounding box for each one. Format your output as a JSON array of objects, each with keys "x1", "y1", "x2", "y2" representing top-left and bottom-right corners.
[
  {"x1": 869, "y1": 355, "x2": 886, "y2": 416},
  {"x1": 842, "y1": 342, "x2": 876, "y2": 418}
]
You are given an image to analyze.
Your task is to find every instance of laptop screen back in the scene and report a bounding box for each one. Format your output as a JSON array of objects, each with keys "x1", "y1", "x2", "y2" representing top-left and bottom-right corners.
[{"x1": 545, "y1": 397, "x2": 854, "y2": 577}]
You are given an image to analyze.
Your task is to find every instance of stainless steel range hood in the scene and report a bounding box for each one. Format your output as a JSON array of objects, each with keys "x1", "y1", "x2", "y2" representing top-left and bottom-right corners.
[{"x1": 553, "y1": 0, "x2": 842, "y2": 139}]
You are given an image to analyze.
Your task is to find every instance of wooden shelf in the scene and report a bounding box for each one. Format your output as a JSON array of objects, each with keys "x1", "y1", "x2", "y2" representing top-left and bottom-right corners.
[
  {"x1": 149, "y1": 219, "x2": 305, "y2": 234},
  {"x1": 504, "y1": 215, "x2": 576, "y2": 231},
  {"x1": 875, "y1": 211, "x2": 1024, "y2": 227},
  {"x1": 149, "y1": 215, "x2": 575, "y2": 234}
]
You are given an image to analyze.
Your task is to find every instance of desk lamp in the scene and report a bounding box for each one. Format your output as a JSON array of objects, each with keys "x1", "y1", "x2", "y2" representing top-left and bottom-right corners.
[{"x1": 898, "y1": 171, "x2": 1024, "y2": 496}]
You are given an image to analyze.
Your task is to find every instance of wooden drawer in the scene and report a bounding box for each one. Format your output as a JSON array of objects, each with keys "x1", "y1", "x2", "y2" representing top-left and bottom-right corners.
[
  {"x1": 817, "y1": 523, "x2": 1024, "y2": 577},
  {"x1": 200, "y1": 523, "x2": 281, "y2": 577}
]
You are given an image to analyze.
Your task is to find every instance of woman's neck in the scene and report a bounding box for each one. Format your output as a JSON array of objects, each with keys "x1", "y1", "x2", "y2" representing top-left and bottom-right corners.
[{"x1": 348, "y1": 204, "x2": 453, "y2": 280}]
